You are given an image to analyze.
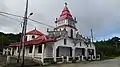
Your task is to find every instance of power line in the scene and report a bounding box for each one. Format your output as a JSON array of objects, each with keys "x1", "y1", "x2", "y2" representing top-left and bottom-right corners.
[
  {"x1": 0, "y1": 13, "x2": 54, "y2": 32},
  {"x1": 0, "y1": 11, "x2": 23, "y2": 18},
  {"x1": 0, "y1": 11, "x2": 54, "y2": 28},
  {"x1": 0, "y1": 14, "x2": 22, "y2": 22},
  {"x1": 28, "y1": 18, "x2": 54, "y2": 28},
  {"x1": 0, "y1": 14, "x2": 24, "y2": 33}
]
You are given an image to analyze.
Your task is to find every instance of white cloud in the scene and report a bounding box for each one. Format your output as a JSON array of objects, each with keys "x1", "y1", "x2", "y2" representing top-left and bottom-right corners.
[{"x1": 0, "y1": 0, "x2": 120, "y2": 40}]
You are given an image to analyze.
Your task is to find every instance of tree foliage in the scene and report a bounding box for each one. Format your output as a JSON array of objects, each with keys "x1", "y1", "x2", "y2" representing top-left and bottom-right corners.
[
  {"x1": 0, "y1": 32, "x2": 21, "y2": 51},
  {"x1": 95, "y1": 37, "x2": 120, "y2": 58}
]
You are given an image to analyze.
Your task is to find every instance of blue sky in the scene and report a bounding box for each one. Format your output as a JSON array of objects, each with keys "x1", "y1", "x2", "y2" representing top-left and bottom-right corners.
[{"x1": 0, "y1": 0, "x2": 120, "y2": 41}]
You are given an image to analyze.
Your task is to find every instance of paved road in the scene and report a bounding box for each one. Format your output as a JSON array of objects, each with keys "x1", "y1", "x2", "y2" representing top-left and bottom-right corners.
[
  {"x1": 0, "y1": 56, "x2": 120, "y2": 67},
  {"x1": 45, "y1": 58, "x2": 120, "y2": 67},
  {"x1": 0, "y1": 56, "x2": 6, "y2": 67}
]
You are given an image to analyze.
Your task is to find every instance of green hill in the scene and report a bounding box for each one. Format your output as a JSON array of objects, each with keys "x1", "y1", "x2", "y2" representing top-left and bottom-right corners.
[
  {"x1": 95, "y1": 37, "x2": 120, "y2": 59},
  {"x1": 0, "y1": 32, "x2": 21, "y2": 51}
]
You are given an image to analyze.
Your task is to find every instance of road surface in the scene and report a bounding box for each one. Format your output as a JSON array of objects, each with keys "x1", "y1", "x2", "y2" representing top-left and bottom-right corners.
[
  {"x1": 45, "y1": 58, "x2": 120, "y2": 67},
  {"x1": 0, "y1": 56, "x2": 120, "y2": 67}
]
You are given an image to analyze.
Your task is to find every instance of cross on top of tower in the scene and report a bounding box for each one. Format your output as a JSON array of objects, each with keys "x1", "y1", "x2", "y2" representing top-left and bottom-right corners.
[
  {"x1": 65, "y1": 2, "x2": 67, "y2": 6},
  {"x1": 56, "y1": 3, "x2": 73, "y2": 21}
]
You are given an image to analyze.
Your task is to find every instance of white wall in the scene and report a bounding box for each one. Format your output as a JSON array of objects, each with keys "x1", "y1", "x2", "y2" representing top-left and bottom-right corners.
[
  {"x1": 44, "y1": 43, "x2": 53, "y2": 57},
  {"x1": 75, "y1": 41, "x2": 87, "y2": 48},
  {"x1": 75, "y1": 48, "x2": 82, "y2": 56},
  {"x1": 55, "y1": 38, "x2": 74, "y2": 48},
  {"x1": 25, "y1": 46, "x2": 32, "y2": 57},
  {"x1": 34, "y1": 45, "x2": 42, "y2": 57},
  {"x1": 58, "y1": 47, "x2": 71, "y2": 57},
  {"x1": 66, "y1": 27, "x2": 76, "y2": 38},
  {"x1": 57, "y1": 20, "x2": 66, "y2": 27},
  {"x1": 88, "y1": 43, "x2": 95, "y2": 49},
  {"x1": 13, "y1": 47, "x2": 18, "y2": 56},
  {"x1": 27, "y1": 35, "x2": 39, "y2": 41}
]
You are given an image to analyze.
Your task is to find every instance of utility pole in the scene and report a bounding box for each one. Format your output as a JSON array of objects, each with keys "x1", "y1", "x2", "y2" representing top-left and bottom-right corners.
[
  {"x1": 1, "y1": 34, "x2": 3, "y2": 52},
  {"x1": 21, "y1": 0, "x2": 29, "y2": 65},
  {"x1": 17, "y1": 33, "x2": 23, "y2": 63},
  {"x1": 17, "y1": 0, "x2": 33, "y2": 64},
  {"x1": 90, "y1": 29, "x2": 93, "y2": 43}
]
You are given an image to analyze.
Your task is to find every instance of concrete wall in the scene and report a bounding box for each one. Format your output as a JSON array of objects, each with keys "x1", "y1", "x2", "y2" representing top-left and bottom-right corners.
[
  {"x1": 10, "y1": 38, "x2": 96, "y2": 59},
  {"x1": 75, "y1": 48, "x2": 82, "y2": 56},
  {"x1": 44, "y1": 43, "x2": 53, "y2": 57},
  {"x1": 25, "y1": 46, "x2": 32, "y2": 57},
  {"x1": 55, "y1": 38, "x2": 74, "y2": 48},
  {"x1": 56, "y1": 27, "x2": 76, "y2": 39},
  {"x1": 34, "y1": 45, "x2": 42, "y2": 57},
  {"x1": 55, "y1": 38, "x2": 94, "y2": 49},
  {"x1": 75, "y1": 41, "x2": 87, "y2": 48},
  {"x1": 58, "y1": 47, "x2": 72, "y2": 57},
  {"x1": 13, "y1": 47, "x2": 18, "y2": 56},
  {"x1": 25, "y1": 45, "x2": 42, "y2": 57},
  {"x1": 66, "y1": 27, "x2": 76, "y2": 38},
  {"x1": 57, "y1": 20, "x2": 66, "y2": 27},
  {"x1": 26, "y1": 35, "x2": 39, "y2": 41}
]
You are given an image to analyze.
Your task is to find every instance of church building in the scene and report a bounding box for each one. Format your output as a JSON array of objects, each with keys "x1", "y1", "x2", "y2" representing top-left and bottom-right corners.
[{"x1": 7, "y1": 3, "x2": 97, "y2": 63}]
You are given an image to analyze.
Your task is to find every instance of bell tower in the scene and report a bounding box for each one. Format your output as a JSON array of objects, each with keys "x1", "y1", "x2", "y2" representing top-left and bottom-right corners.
[{"x1": 54, "y1": 3, "x2": 78, "y2": 38}]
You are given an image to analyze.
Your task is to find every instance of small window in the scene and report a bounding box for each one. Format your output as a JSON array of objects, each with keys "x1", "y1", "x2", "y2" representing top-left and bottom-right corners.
[
  {"x1": 64, "y1": 39, "x2": 67, "y2": 45},
  {"x1": 32, "y1": 35, "x2": 35, "y2": 39},
  {"x1": 25, "y1": 36, "x2": 27, "y2": 41},
  {"x1": 74, "y1": 44, "x2": 76, "y2": 46},
  {"x1": 17, "y1": 47, "x2": 19, "y2": 53},
  {"x1": 80, "y1": 42, "x2": 81, "y2": 46},
  {"x1": 38, "y1": 45, "x2": 42, "y2": 53},
  {"x1": 87, "y1": 44, "x2": 88, "y2": 47},
  {"x1": 29, "y1": 46, "x2": 33, "y2": 53},
  {"x1": 70, "y1": 29, "x2": 73, "y2": 38}
]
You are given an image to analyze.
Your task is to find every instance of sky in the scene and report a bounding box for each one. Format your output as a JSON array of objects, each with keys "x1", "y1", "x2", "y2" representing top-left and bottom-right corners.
[{"x1": 0, "y1": 0, "x2": 120, "y2": 41}]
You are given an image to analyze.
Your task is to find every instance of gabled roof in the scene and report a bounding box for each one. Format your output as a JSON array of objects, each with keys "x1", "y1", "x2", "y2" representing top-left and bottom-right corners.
[
  {"x1": 26, "y1": 28, "x2": 43, "y2": 35},
  {"x1": 57, "y1": 3, "x2": 73, "y2": 21},
  {"x1": 9, "y1": 29, "x2": 56, "y2": 47},
  {"x1": 9, "y1": 35, "x2": 56, "y2": 47}
]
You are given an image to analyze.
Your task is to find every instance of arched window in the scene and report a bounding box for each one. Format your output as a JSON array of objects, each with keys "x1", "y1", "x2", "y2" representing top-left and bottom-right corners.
[
  {"x1": 64, "y1": 39, "x2": 67, "y2": 45},
  {"x1": 63, "y1": 28, "x2": 66, "y2": 31},
  {"x1": 29, "y1": 46, "x2": 33, "y2": 53},
  {"x1": 80, "y1": 42, "x2": 81, "y2": 46},
  {"x1": 59, "y1": 29, "x2": 61, "y2": 31},
  {"x1": 38, "y1": 45, "x2": 42, "y2": 53},
  {"x1": 70, "y1": 29, "x2": 73, "y2": 38},
  {"x1": 25, "y1": 36, "x2": 27, "y2": 41}
]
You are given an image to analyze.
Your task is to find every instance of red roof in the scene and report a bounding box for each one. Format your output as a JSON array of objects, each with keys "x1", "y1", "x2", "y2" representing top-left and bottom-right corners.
[
  {"x1": 9, "y1": 29, "x2": 56, "y2": 47},
  {"x1": 9, "y1": 37, "x2": 56, "y2": 47},
  {"x1": 9, "y1": 35, "x2": 56, "y2": 47},
  {"x1": 26, "y1": 28, "x2": 43, "y2": 35},
  {"x1": 57, "y1": 3, "x2": 73, "y2": 21}
]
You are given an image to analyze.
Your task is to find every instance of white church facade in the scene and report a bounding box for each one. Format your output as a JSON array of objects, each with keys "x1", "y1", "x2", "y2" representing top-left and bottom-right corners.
[{"x1": 6, "y1": 3, "x2": 99, "y2": 64}]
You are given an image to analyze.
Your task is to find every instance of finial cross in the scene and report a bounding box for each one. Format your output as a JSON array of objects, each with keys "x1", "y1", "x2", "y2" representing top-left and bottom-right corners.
[{"x1": 65, "y1": 2, "x2": 67, "y2": 6}]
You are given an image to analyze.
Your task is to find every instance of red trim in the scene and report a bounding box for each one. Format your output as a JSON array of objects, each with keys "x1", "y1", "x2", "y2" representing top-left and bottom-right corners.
[
  {"x1": 57, "y1": 5, "x2": 73, "y2": 21},
  {"x1": 26, "y1": 29, "x2": 44, "y2": 35},
  {"x1": 9, "y1": 35, "x2": 56, "y2": 47}
]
